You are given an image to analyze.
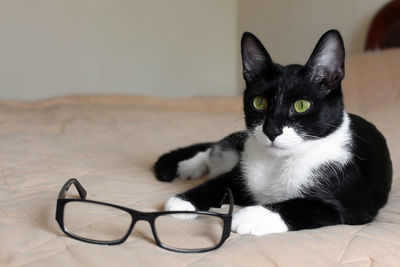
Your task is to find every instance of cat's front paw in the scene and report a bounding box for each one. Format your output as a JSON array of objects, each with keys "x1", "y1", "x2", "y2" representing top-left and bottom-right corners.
[
  {"x1": 231, "y1": 206, "x2": 288, "y2": 236},
  {"x1": 154, "y1": 153, "x2": 179, "y2": 182},
  {"x1": 164, "y1": 196, "x2": 198, "y2": 219}
]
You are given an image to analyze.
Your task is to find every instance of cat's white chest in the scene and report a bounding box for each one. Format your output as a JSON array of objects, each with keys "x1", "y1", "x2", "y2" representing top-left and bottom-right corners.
[
  {"x1": 241, "y1": 114, "x2": 352, "y2": 204},
  {"x1": 241, "y1": 137, "x2": 312, "y2": 204}
]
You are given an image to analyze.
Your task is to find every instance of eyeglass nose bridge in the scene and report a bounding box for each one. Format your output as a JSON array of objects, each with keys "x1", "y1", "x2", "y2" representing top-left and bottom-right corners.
[
  {"x1": 129, "y1": 210, "x2": 157, "y2": 223},
  {"x1": 126, "y1": 211, "x2": 162, "y2": 247},
  {"x1": 128, "y1": 210, "x2": 152, "y2": 231}
]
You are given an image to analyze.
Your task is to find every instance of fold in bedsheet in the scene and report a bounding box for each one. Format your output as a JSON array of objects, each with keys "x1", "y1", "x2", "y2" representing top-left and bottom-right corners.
[{"x1": 1, "y1": 49, "x2": 400, "y2": 266}]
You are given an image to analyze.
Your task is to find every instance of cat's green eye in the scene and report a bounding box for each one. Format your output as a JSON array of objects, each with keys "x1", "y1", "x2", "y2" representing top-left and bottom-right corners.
[
  {"x1": 252, "y1": 96, "x2": 268, "y2": 111},
  {"x1": 294, "y1": 99, "x2": 311, "y2": 113}
]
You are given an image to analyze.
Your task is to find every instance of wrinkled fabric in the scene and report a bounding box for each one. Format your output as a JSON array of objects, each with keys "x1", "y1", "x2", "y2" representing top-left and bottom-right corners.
[{"x1": 0, "y1": 49, "x2": 400, "y2": 266}]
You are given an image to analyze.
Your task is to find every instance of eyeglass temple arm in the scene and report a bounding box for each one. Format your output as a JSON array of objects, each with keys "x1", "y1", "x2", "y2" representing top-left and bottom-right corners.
[
  {"x1": 218, "y1": 188, "x2": 234, "y2": 214},
  {"x1": 58, "y1": 178, "x2": 87, "y2": 199}
]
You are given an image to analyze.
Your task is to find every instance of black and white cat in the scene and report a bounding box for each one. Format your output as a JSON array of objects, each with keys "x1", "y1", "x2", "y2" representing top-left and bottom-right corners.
[{"x1": 154, "y1": 30, "x2": 392, "y2": 235}]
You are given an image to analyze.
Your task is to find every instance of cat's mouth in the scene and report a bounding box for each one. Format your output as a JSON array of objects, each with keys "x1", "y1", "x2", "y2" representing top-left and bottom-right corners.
[{"x1": 267, "y1": 143, "x2": 286, "y2": 150}]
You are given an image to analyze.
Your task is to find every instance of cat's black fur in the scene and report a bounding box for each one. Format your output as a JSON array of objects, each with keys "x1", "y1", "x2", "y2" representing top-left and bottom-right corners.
[{"x1": 154, "y1": 30, "x2": 392, "y2": 232}]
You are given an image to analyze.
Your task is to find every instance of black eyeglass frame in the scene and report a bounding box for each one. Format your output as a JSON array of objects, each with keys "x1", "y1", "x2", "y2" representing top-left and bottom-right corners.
[{"x1": 55, "y1": 178, "x2": 234, "y2": 253}]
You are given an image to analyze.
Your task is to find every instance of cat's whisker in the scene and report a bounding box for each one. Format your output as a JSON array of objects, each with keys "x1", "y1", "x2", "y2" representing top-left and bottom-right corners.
[
  {"x1": 325, "y1": 121, "x2": 368, "y2": 142},
  {"x1": 232, "y1": 116, "x2": 246, "y2": 123}
]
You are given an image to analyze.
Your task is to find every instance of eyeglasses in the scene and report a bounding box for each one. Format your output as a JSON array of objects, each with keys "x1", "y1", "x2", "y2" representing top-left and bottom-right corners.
[{"x1": 55, "y1": 178, "x2": 233, "y2": 253}]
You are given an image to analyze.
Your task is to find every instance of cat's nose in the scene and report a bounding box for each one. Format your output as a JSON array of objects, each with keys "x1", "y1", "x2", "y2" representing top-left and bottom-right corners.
[{"x1": 263, "y1": 126, "x2": 282, "y2": 142}]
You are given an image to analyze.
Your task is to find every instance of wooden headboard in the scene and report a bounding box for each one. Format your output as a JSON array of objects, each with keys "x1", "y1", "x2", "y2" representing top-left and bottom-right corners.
[{"x1": 365, "y1": 0, "x2": 400, "y2": 50}]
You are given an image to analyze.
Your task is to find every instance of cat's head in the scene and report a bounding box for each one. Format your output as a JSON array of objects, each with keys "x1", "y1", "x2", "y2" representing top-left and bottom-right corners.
[{"x1": 241, "y1": 30, "x2": 346, "y2": 157}]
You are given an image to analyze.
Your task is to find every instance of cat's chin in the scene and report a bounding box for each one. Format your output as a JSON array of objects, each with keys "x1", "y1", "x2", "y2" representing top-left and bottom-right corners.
[{"x1": 255, "y1": 137, "x2": 301, "y2": 157}]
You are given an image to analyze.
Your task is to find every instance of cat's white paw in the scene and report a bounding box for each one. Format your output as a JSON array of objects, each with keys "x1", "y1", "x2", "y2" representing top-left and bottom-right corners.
[
  {"x1": 177, "y1": 150, "x2": 210, "y2": 180},
  {"x1": 231, "y1": 206, "x2": 288, "y2": 236},
  {"x1": 164, "y1": 196, "x2": 197, "y2": 219}
]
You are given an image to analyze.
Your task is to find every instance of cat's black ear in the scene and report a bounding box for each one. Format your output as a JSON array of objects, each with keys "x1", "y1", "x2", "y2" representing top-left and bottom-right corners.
[
  {"x1": 306, "y1": 30, "x2": 345, "y2": 90},
  {"x1": 241, "y1": 32, "x2": 274, "y2": 82}
]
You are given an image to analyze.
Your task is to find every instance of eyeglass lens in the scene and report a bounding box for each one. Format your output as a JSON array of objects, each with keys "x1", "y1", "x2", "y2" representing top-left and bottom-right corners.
[
  {"x1": 64, "y1": 201, "x2": 132, "y2": 242},
  {"x1": 154, "y1": 213, "x2": 224, "y2": 250}
]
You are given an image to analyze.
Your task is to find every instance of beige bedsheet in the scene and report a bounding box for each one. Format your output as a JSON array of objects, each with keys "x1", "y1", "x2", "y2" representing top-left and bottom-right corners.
[{"x1": 1, "y1": 49, "x2": 400, "y2": 266}]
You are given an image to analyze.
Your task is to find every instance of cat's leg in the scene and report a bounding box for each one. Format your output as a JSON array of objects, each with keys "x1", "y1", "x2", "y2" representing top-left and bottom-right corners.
[
  {"x1": 165, "y1": 167, "x2": 254, "y2": 213},
  {"x1": 231, "y1": 198, "x2": 342, "y2": 236},
  {"x1": 154, "y1": 131, "x2": 247, "y2": 182},
  {"x1": 154, "y1": 143, "x2": 213, "y2": 182}
]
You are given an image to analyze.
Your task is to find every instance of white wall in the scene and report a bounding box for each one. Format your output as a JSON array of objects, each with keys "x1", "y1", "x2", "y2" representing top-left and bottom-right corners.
[
  {"x1": 0, "y1": 0, "x2": 391, "y2": 100},
  {"x1": 0, "y1": 0, "x2": 239, "y2": 100},
  {"x1": 238, "y1": 0, "x2": 391, "y2": 65}
]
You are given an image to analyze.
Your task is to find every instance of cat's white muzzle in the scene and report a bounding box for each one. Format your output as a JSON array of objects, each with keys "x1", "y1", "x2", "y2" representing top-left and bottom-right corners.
[{"x1": 252, "y1": 124, "x2": 304, "y2": 156}]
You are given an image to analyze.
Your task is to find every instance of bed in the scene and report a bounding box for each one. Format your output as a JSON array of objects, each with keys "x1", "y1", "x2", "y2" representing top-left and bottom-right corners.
[{"x1": 0, "y1": 47, "x2": 399, "y2": 266}]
